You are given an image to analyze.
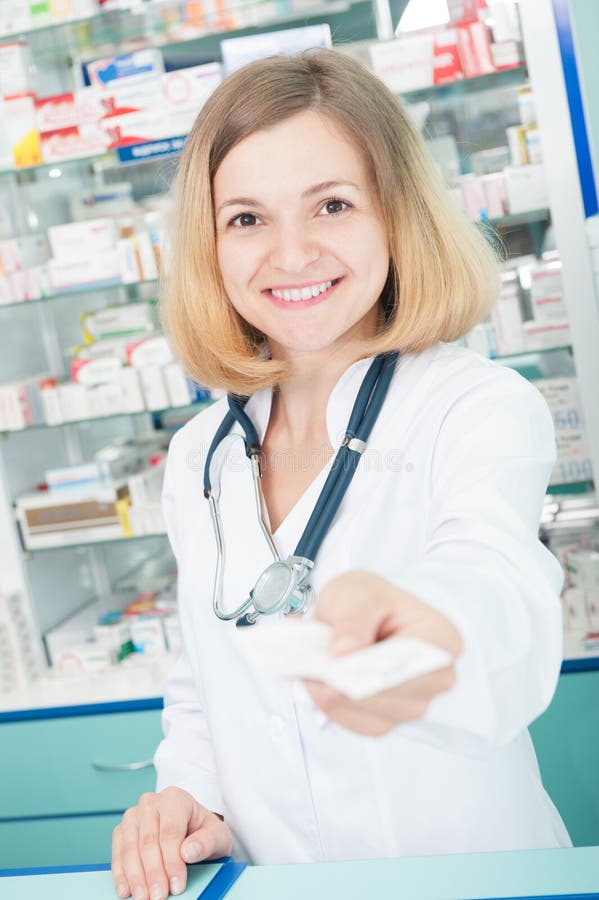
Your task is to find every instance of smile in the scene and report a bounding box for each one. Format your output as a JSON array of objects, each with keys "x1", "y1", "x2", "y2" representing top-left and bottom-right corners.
[{"x1": 264, "y1": 277, "x2": 343, "y2": 308}]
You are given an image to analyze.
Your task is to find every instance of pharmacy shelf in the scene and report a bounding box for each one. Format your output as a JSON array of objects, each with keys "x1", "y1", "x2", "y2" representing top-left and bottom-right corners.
[
  {"x1": 21, "y1": 531, "x2": 168, "y2": 557},
  {"x1": 1, "y1": 398, "x2": 213, "y2": 436},
  {"x1": 0, "y1": 0, "x2": 349, "y2": 58},
  {"x1": 0, "y1": 6, "x2": 129, "y2": 43},
  {"x1": 0, "y1": 278, "x2": 158, "y2": 310},
  {"x1": 494, "y1": 344, "x2": 572, "y2": 363},
  {"x1": 0, "y1": 146, "x2": 164, "y2": 179},
  {"x1": 485, "y1": 208, "x2": 551, "y2": 229},
  {"x1": 400, "y1": 64, "x2": 529, "y2": 103}
]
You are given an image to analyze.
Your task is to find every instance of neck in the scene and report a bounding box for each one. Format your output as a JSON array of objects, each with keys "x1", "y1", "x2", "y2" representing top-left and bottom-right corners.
[{"x1": 267, "y1": 307, "x2": 379, "y2": 448}]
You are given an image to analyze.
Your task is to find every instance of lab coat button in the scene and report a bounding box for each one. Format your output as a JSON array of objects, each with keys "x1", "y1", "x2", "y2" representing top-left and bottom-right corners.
[{"x1": 270, "y1": 715, "x2": 286, "y2": 737}]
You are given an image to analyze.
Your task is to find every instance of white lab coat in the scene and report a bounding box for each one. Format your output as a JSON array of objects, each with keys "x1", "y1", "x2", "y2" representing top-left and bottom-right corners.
[{"x1": 154, "y1": 341, "x2": 572, "y2": 864}]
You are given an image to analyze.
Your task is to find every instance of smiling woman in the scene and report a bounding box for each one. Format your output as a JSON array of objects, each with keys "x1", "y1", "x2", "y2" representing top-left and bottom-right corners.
[
  {"x1": 161, "y1": 48, "x2": 498, "y2": 396},
  {"x1": 110, "y1": 47, "x2": 571, "y2": 900}
]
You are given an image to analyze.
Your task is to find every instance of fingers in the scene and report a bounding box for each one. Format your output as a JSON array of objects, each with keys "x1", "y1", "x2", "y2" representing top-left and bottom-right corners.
[
  {"x1": 305, "y1": 664, "x2": 457, "y2": 736},
  {"x1": 111, "y1": 788, "x2": 206, "y2": 900},
  {"x1": 182, "y1": 814, "x2": 233, "y2": 863},
  {"x1": 305, "y1": 680, "x2": 395, "y2": 735},
  {"x1": 111, "y1": 821, "x2": 130, "y2": 899},
  {"x1": 316, "y1": 572, "x2": 396, "y2": 656}
]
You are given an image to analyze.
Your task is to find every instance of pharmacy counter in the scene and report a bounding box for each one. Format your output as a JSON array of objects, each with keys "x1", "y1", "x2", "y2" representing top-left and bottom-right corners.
[{"x1": 2, "y1": 847, "x2": 599, "y2": 900}]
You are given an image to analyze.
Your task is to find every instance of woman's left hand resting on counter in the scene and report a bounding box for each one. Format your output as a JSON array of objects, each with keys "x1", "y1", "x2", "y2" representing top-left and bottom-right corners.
[{"x1": 304, "y1": 571, "x2": 463, "y2": 737}]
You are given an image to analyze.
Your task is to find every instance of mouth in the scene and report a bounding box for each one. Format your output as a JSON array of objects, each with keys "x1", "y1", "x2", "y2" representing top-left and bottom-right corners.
[{"x1": 263, "y1": 277, "x2": 343, "y2": 309}]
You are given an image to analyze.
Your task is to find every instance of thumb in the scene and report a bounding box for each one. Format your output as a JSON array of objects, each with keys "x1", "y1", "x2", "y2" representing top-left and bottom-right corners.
[
  {"x1": 316, "y1": 572, "x2": 396, "y2": 657},
  {"x1": 181, "y1": 806, "x2": 232, "y2": 863}
]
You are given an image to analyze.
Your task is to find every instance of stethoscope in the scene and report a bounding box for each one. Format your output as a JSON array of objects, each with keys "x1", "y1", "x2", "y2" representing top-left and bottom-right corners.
[{"x1": 203, "y1": 351, "x2": 400, "y2": 626}]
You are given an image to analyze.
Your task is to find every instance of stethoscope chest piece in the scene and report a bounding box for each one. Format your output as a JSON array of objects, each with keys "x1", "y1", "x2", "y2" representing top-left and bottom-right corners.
[{"x1": 243, "y1": 556, "x2": 314, "y2": 625}]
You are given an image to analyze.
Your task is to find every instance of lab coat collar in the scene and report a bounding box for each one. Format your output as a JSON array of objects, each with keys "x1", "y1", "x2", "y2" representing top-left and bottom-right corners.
[{"x1": 243, "y1": 354, "x2": 377, "y2": 451}]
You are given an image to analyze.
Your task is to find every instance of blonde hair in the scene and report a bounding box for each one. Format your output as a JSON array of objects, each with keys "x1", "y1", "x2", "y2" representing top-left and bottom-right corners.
[{"x1": 161, "y1": 47, "x2": 499, "y2": 395}]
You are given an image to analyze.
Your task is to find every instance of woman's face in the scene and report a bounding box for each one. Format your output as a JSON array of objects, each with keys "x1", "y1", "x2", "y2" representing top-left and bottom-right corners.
[{"x1": 213, "y1": 109, "x2": 390, "y2": 358}]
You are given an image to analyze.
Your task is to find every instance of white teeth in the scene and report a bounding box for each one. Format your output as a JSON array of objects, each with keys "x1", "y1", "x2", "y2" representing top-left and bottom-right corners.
[{"x1": 270, "y1": 280, "x2": 335, "y2": 301}]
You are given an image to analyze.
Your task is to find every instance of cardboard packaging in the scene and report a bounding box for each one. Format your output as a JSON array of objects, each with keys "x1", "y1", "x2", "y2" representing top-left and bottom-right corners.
[
  {"x1": 40, "y1": 122, "x2": 109, "y2": 162},
  {"x1": 4, "y1": 94, "x2": 42, "y2": 167},
  {"x1": 0, "y1": 41, "x2": 32, "y2": 97},
  {"x1": 86, "y1": 49, "x2": 165, "y2": 88},
  {"x1": 370, "y1": 34, "x2": 434, "y2": 93},
  {"x1": 504, "y1": 164, "x2": 549, "y2": 214}
]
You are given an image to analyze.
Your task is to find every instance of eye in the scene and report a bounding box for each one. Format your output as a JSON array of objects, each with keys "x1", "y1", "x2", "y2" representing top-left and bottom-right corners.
[
  {"x1": 319, "y1": 197, "x2": 351, "y2": 217},
  {"x1": 228, "y1": 212, "x2": 261, "y2": 228}
]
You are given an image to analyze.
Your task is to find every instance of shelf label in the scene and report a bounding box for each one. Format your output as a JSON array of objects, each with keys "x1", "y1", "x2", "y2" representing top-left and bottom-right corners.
[{"x1": 117, "y1": 135, "x2": 187, "y2": 164}]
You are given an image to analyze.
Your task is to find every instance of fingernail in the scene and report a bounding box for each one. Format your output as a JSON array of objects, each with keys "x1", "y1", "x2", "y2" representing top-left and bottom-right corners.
[
  {"x1": 331, "y1": 634, "x2": 361, "y2": 655},
  {"x1": 150, "y1": 884, "x2": 163, "y2": 900},
  {"x1": 133, "y1": 887, "x2": 146, "y2": 900},
  {"x1": 170, "y1": 877, "x2": 182, "y2": 895},
  {"x1": 182, "y1": 842, "x2": 202, "y2": 863},
  {"x1": 117, "y1": 883, "x2": 129, "y2": 899}
]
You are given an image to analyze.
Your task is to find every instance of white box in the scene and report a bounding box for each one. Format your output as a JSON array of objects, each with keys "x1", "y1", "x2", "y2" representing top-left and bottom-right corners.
[
  {"x1": 161, "y1": 63, "x2": 222, "y2": 114},
  {"x1": 370, "y1": 35, "x2": 434, "y2": 93},
  {"x1": 492, "y1": 283, "x2": 525, "y2": 355},
  {"x1": 41, "y1": 386, "x2": 64, "y2": 426},
  {"x1": 586, "y1": 590, "x2": 599, "y2": 632},
  {"x1": 86, "y1": 49, "x2": 165, "y2": 88},
  {"x1": 98, "y1": 77, "x2": 162, "y2": 119},
  {"x1": 81, "y1": 302, "x2": 155, "y2": 341},
  {"x1": 535, "y1": 377, "x2": 593, "y2": 485},
  {"x1": 221, "y1": 25, "x2": 331, "y2": 75},
  {"x1": 40, "y1": 122, "x2": 109, "y2": 163},
  {"x1": 530, "y1": 261, "x2": 567, "y2": 321},
  {"x1": 504, "y1": 164, "x2": 549, "y2": 214},
  {"x1": 127, "y1": 335, "x2": 173, "y2": 368},
  {"x1": 138, "y1": 365, "x2": 169, "y2": 410},
  {"x1": 48, "y1": 218, "x2": 118, "y2": 263},
  {"x1": 115, "y1": 367, "x2": 145, "y2": 413},
  {"x1": 100, "y1": 110, "x2": 171, "y2": 150},
  {"x1": 4, "y1": 93, "x2": 42, "y2": 167},
  {"x1": 164, "y1": 362, "x2": 193, "y2": 407},
  {"x1": 35, "y1": 87, "x2": 102, "y2": 131},
  {"x1": 562, "y1": 586, "x2": 589, "y2": 634},
  {"x1": 57, "y1": 382, "x2": 90, "y2": 422},
  {"x1": 129, "y1": 616, "x2": 168, "y2": 654},
  {"x1": 71, "y1": 356, "x2": 123, "y2": 387},
  {"x1": 0, "y1": 41, "x2": 32, "y2": 96},
  {"x1": 523, "y1": 319, "x2": 570, "y2": 351},
  {"x1": 49, "y1": 250, "x2": 121, "y2": 290}
]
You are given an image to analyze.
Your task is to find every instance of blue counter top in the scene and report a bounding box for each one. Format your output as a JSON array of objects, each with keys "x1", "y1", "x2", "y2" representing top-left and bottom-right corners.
[{"x1": 2, "y1": 847, "x2": 599, "y2": 900}]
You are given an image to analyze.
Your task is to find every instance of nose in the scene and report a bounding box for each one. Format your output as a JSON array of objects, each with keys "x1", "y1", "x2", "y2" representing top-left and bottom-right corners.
[{"x1": 268, "y1": 221, "x2": 320, "y2": 274}]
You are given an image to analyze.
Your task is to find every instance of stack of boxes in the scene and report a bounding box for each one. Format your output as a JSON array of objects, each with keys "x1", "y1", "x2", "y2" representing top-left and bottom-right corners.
[
  {"x1": 370, "y1": 0, "x2": 523, "y2": 96},
  {"x1": 14, "y1": 438, "x2": 174, "y2": 549},
  {"x1": 45, "y1": 582, "x2": 181, "y2": 677},
  {"x1": 0, "y1": 328, "x2": 211, "y2": 430},
  {"x1": 0, "y1": 590, "x2": 43, "y2": 695},
  {"x1": 464, "y1": 254, "x2": 571, "y2": 358},
  {"x1": 0, "y1": 0, "x2": 101, "y2": 35},
  {"x1": 0, "y1": 42, "x2": 223, "y2": 169}
]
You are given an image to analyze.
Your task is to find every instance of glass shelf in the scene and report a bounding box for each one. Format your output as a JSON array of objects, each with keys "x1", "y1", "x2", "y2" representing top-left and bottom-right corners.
[
  {"x1": 0, "y1": 0, "x2": 350, "y2": 59},
  {"x1": 484, "y1": 208, "x2": 551, "y2": 229},
  {"x1": 0, "y1": 277, "x2": 158, "y2": 310},
  {"x1": 22, "y1": 531, "x2": 168, "y2": 556},
  {"x1": 400, "y1": 64, "x2": 529, "y2": 104},
  {"x1": 2, "y1": 399, "x2": 213, "y2": 436},
  {"x1": 493, "y1": 344, "x2": 572, "y2": 363},
  {"x1": 0, "y1": 147, "x2": 161, "y2": 179}
]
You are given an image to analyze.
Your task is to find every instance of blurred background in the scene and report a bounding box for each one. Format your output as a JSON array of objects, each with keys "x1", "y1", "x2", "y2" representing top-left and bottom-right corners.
[{"x1": 1, "y1": 0, "x2": 599, "y2": 866}]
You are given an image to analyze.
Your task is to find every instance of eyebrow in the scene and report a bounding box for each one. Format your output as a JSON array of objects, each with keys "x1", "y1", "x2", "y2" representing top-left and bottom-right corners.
[{"x1": 215, "y1": 180, "x2": 361, "y2": 216}]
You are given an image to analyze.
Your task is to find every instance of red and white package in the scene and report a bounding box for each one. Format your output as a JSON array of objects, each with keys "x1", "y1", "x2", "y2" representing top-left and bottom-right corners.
[{"x1": 433, "y1": 29, "x2": 463, "y2": 84}]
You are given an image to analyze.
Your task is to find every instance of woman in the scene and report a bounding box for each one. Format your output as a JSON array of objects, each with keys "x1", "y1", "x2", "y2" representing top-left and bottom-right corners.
[{"x1": 111, "y1": 48, "x2": 571, "y2": 900}]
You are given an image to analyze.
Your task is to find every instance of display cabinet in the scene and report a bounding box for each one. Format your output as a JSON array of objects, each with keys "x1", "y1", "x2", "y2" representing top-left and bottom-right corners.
[{"x1": 1, "y1": 0, "x2": 598, "y2": 715}]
